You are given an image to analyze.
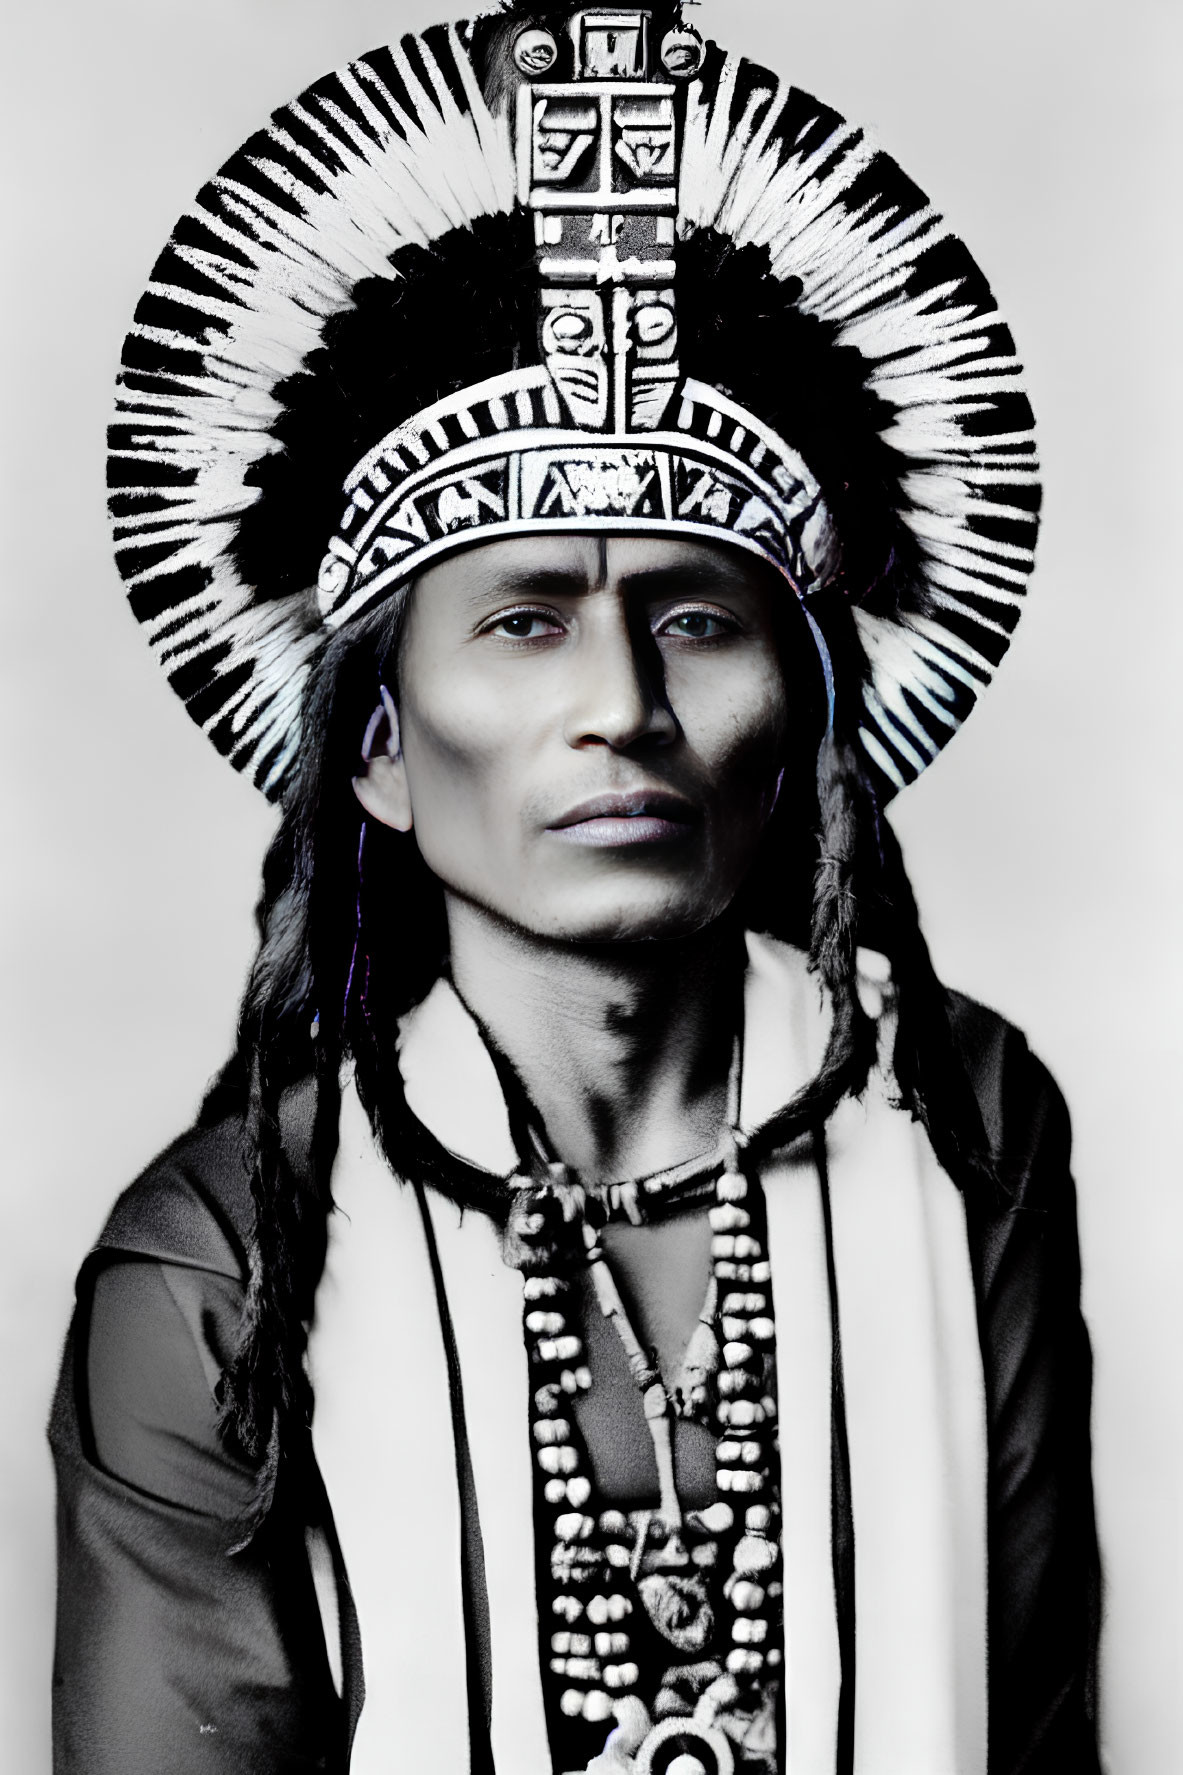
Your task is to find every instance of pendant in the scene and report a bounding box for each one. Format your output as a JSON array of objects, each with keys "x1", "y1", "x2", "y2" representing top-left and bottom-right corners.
[
  {"x1": 633, "y1": 1715, "x2": 735, "y2": 1775},
  {"x1": 636, "y1": 1571, "x2": 716, "y2": 1654},
  {"x1": 572, "y1": 1706, "x2": 735, "y2": 1775},
  {"x1": 631, "y1": 1518, "x2": 716, "y2": 1654}
]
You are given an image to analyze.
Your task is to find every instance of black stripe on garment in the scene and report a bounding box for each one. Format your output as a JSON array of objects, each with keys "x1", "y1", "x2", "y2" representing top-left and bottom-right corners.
[
  {"x1": 414, "y1": 1185, "x2": 495, "y2": 1775},
  {"x1": 814, "y1": 1126, "x2": 857, "y2": 1775}
]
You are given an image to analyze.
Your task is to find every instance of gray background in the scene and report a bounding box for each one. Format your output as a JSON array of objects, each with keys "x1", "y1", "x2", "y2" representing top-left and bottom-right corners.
[{"x1": 2, "y1": 1, "x2": 1179, "y2": 1768}]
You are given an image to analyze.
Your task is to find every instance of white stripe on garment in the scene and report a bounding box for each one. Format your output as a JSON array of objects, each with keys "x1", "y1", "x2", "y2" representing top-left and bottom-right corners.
[
  {"x1": 764, "y1": 1150, "x2": 843, "y2": 1775},
  {"x1": 310, "y1": 1079, "x2": 470, "y2": 1774},
  {"x1": 826, "y1": 1065, "x2": 988, "y2": 1775},
  {"x1": 426, "y1": 1193, "x2": 554, "y2": 1774}
]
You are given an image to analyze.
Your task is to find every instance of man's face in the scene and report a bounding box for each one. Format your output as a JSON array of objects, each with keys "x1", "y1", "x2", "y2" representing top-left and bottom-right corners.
[{"x1": 367, "y1": 533, "x2": 800, "y2": 943}]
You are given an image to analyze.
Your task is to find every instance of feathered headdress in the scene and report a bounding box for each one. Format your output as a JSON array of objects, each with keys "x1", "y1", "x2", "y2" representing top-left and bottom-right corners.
[{"x1": 109, "y1": 2, "x2": 1038, "y2": 800}]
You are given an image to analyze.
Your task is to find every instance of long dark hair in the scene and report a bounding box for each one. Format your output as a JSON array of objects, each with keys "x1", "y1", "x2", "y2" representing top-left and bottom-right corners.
[{"x1": 208, "y1": 571, "x2": 997, "y2": 1468}]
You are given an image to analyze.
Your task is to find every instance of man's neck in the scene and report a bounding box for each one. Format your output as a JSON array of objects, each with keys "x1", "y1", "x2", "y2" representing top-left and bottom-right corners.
[{"x1": 444, "y1": 899, "x2": 743, "y2": 1183}]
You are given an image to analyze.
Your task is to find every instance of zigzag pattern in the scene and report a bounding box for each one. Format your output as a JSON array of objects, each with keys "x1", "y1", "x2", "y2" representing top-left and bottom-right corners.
[{"x1": 109, "y1": 19, "x2": 1037, "y2": 799}]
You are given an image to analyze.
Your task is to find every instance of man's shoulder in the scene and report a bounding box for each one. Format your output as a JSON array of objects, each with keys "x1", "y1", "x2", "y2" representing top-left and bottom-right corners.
[
  {"x1": 96, "y1": 1110, "x2": 254, "y2": 1283},
  {"x1": 945, "y1": 989, "x2": 1074, "y2": 1206}
]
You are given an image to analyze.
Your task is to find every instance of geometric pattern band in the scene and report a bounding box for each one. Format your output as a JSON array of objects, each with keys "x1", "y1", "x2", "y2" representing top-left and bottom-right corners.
[{"x1": 318, "y1": 371, "x2": 840, "y2": 626}]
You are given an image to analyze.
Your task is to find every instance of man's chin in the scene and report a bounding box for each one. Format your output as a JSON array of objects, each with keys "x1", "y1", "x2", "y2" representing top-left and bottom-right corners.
[{"x1": 521, "y1": 890, "x2": 734, "y2": 949}]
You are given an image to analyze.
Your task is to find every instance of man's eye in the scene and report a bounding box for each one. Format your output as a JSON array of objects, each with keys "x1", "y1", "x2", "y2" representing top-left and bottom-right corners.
[
  {"x1": 660, "y1": 609, "x2": 732, "y2": 639},
  {"x1": 489, "y1": 610, "x2": 562, "y2": 639}
]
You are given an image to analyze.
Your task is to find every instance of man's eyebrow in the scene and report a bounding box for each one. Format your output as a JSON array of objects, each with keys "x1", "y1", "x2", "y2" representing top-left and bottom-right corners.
[
  {"x1": 615, "y1": 562, "x2": 761, "y2": 596},
  {"x1": 463, "y1": 566, "x2": 593, "y2": 603},
  {"x1": 461, "y1": 559, "x2": 764, "y2": 605}
]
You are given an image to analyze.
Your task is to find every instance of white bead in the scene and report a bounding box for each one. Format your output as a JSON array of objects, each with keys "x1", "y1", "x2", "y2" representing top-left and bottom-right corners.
[
  {"x1": 766, "y1": 1647, "x2": 783, "y2": 1668},
  {"x1": 745, "y1": 1506, "x2": 772, "y2": 1532},
  {"x1": 726, "y1": 1648, "x2": 764, "y2": 1676},
  {"x1": 720, "y1": 1315, "x2": 747, "y2": 1341},
  {"x1": 734, "y1": 1533, "x2": 779, "y2": 1575},
  {"x1": 715, "y1": 1260, "x2": 740, "y2": 1279},
  {"x1": 717, "y1": 1171, "x2": 748, "y2": 1201},
  {"x1": 538, "y1": 1445, "x2": 578, "y2": 1475},
  {"x1": 668, "y1": 1757, "x2": 709, "y2": 1775},
  {"x1": 748, "y1": 1317, "x2": 775, "y2": 1342},
  {"x1": 723, "y1": 1341, "x2": 753, "y2": 1368},
  {"x1": 533, "y1": 1418, "x2": 571, "y2": 1446},
  {"x1": 565, "y1": 1657, "x2": 601, "y2": 1681},
  {"x1": 553, "y1": 1595, "x2": 583, "y2": 1621},
  {"x1": 604, "y1": 1662, "x2": 639, "y2": 1689},
  {"x1": 709, "y1": 1204, "x2": 750, "y2": 1231},
  {"x1": 690, "y1": 1541, "x2": 717, "y2": 1568},
  {"x1": 696, "y1": 1502, "x2": 734, "y2": 1534},
  {"x1": 730, "y1": 1580, "x2": 765, "y2": 1612},
  {"x1": 526, "y1": 1312, "x2": 566, "y2": 1338},
  {"x1": 732, "y1": 1616, "x2": 768, "y2": 1644},
  {"x1": 710, "y1": 1234, "x2": 736, "y2": 1258},
  {"x1": 555, "y1": 1512, "x2": 594, "y2": 1542},
  {"x1": 722, "y1": 1291, "x2": 766, "y2": 1315},
  {"x1": 606, "y1": 1594, "x2": 631, "y2": 1621},
  {"x1": 598, "y1": 1510, "x2": 627, "y2": 1537},
  {"x1": 544, "y1": 1478, "x2": 567, "y2": 1504},
  {"x1": 534, "y1": 1384, "x2": 562, "y2": 1415},
  {"x1": 586, "y1": 1595, "x2": 609, "y2": 1625},
  {"x1": 741, "y1": 1441, "x2": 762, "y2": 1465},
  {"x1": 750, "y1": 1261, "x2": 771, "y2": 1283},
  {"x1": 552, "y1": 1631, "x2": 571, "y2": 1653},
  {"x1": 566, "y1": 1475, "x2": 591, "y2": 1507},
  {"x1": 574, "y1": 1366, "x2": 592, "y2": 1390},
  {"x1": 582, "y1": 1690, "x2": 612, "y2": 1722},
  {"x1": 538, "y1": 1335, "x2": 582, "y2": 1362},
  {"x1": 727, "y1": 1400, "x2": 763, "y2": 1428},
  {"x1": 570, "y1": 1633, "x2": 591, "y2": 1655},
  {"x1": 524, "y1": 1276, "x2": 560, "y2": 1299},
  {"x1": 717, "y1": 1440, "x2": 742, "y2": 1463},
  {"x1": 606, "y1": 1543, "x2": 630, "y2": 1567},
  {"x1": 733, "y1": 1235, "x2": 761, "y2": 1259},
  {"x1": 560, "y1": 1689, "x2": 584, "y2": 1717}
]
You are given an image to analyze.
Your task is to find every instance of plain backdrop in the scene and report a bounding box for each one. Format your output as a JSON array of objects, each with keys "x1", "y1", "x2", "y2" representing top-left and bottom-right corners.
[{"x1": 2, "y1": 1, "x2": 1179, "y2": 1769}]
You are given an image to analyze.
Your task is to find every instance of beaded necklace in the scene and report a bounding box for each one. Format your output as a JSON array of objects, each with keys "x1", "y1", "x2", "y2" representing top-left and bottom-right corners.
[{"x1": 501, "y1": 1064, "x2": 784, "y2": 1775}]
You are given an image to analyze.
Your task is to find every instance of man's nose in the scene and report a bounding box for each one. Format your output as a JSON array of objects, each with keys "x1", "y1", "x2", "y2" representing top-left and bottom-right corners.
[{"x1": 561, "y1": 606, "x2": 678, "y2": 752}]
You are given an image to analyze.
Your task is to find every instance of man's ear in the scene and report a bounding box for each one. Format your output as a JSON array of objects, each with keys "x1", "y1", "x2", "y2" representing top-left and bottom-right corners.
[{"x1": 352, "y1": 684, "x2": 413, "y2": 832}]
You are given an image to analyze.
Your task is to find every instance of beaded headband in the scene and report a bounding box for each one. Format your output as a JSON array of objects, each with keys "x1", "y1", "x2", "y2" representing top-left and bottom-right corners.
[{"x1": 109, "y1": 2, "x2": 1039, "y2": 801}]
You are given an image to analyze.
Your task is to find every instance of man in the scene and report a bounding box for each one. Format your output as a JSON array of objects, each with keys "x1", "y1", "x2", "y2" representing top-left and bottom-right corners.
[{"x1": 53, "y1": 6, "x2": 1100, "y2": 1771}]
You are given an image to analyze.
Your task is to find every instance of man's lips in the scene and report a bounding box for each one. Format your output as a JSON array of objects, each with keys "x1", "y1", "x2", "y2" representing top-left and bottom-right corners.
[{"x1": 547, "y1": 791, "x2": 699, "y2": 848}]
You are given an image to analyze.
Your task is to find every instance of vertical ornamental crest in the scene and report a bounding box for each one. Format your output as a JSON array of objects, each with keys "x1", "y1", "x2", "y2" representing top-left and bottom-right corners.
[{"x1": 515, "y1": 8, "x2": 702, "y2": 433}]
